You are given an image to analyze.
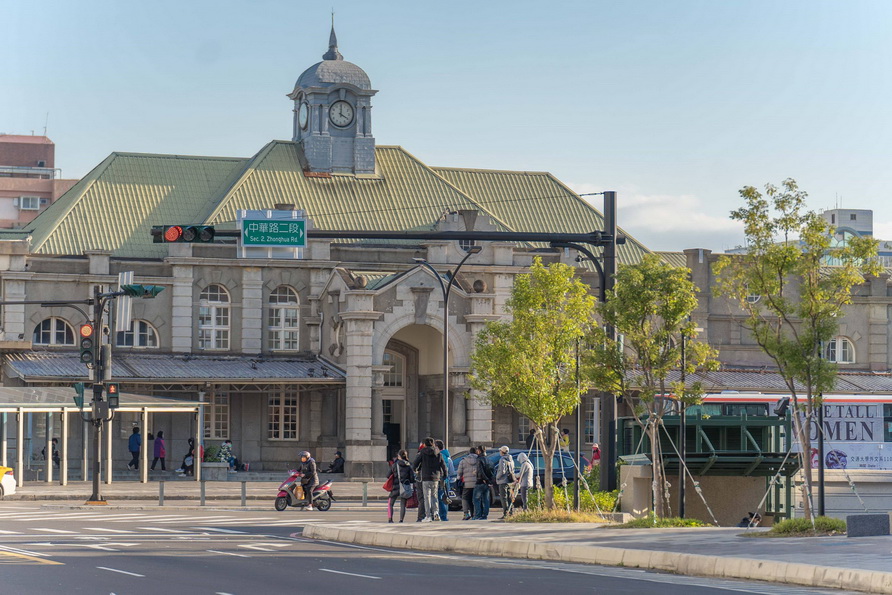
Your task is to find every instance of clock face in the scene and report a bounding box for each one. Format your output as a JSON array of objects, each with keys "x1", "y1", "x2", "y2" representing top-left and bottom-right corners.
[
  {"x1": 329, "y1": 100, "x2": 355, "y2": 127},
  {"x1": 298, "y1": 102, "x2": 309, "y2": 129}
]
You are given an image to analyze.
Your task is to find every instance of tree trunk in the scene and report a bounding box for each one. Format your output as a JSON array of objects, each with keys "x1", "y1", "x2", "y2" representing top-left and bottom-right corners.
[
  {"x1": 792, "y1": 410, "x2": 814, "y2": 520},
  {"x1": 542, "y1": 426, "x2": 556, "y2": 509},
  {"x1": 648, "y1": 420, "x2": 666, "y2": 518}
]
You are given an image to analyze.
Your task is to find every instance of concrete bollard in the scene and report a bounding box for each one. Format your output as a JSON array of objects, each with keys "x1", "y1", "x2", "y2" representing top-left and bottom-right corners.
[
  {"x1": 362, "y1": 481, "x2": 368, "y2": 507},
  {"x1": 846, "y1": 513, "x2": 890, "y2": 537},
  {"x1": 241, "y1": 481, "x2": 247, "y2": 507},
  {"x1": 159, "y1": 481, "x2": 164, "y2": 506},
  {"x1": 200, "y1": 480, "x2": 206, "y2": 506}
]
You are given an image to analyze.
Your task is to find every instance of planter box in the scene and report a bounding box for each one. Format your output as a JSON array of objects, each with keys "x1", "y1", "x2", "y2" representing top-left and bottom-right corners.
[{"x1": 201, "y1": 462, "x2": 230, "y2": 481}]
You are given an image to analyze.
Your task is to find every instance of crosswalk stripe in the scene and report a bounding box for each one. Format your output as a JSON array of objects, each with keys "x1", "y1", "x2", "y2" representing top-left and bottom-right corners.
[
  {"x1": 84, "y1": 528, "x2": 134, "y2": 533},
  {"x1": 32, "y1": 528, "x2": 75, "y2": 534},
  {"x1": 0, "y1": 529, "x2": 20, "y2": 534},
  {"x1": 136, "y1": 527, "x2": 189, "y2": 533}
]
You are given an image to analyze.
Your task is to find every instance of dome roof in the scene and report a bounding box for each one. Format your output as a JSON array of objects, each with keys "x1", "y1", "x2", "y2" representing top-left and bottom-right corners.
[
  {"x1": 296, "y1": 60, "x2": 371, "y2": 91},
  {"x1": 293, "y1": 24, "x2": 371, "y2": 91}
]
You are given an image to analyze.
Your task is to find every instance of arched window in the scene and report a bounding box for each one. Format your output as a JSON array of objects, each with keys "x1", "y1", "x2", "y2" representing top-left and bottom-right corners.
[
  {"x1": 824, "y1": 337, "x2": 855, "y2": 364},
  {"x1": 32, "y1": 317, "x2": 75, "y2": 346},
  {"x1": 268, "y1": 286, "x2": 300, "y2": 351},
  {"x1": 198, "y1": 285, "x2": 230, "y2": 350},
  {"x1": 116, "y1": 320, "x2": 159, "y2": 348}
]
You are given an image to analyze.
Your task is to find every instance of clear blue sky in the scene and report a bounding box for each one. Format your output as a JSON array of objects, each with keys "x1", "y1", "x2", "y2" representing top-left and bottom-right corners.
[{"x1": 4, "y1": 0, "x2": 891, "y2": 252}]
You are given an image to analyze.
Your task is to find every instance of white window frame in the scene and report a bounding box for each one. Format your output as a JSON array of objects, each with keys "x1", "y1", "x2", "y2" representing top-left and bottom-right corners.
[
  {"x1": 203, "y1": 392, "x2": 230, "y2": 440},
  {"x1": 824, "y1": 337, "x2": 855, "y2": 364},
  {"x1": 33, "y1": 317, "x2": 75, "y2": 346},
  {"x1": 267, "y1": 286, "x2": 300, "y2": 351},
  {"x1": 116, "y1": 319, "x2": 159, "y2": 348},
  {"x1": 19, "y1": 196, "x2": 40, "y2": 210},
  {"x1": 199, "y1": 285, "x2": 230, "y2": 350},
  {"x1": 584, "y1": 396, "x2": 599, "y2": 443},
  {"x1": 268, "y1": 388, "x2": 300, "y2": 440},
  {"x1": 383, "y1": 351, "x2": 405, "y2": 388},
  {"x1": 517, "y1": 415, "x2": 530, "y2": 443}
]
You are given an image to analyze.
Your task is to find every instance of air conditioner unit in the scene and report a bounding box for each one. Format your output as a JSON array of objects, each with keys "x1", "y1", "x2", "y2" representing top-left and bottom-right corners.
[{"x1": 37, "y1": 160, "x2": 46, "y2": 167}]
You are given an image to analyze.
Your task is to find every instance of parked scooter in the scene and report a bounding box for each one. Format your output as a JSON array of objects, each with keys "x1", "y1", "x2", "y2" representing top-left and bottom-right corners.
[{"x1": 275, "y1": 470, "x2": 335, "y2": 511}]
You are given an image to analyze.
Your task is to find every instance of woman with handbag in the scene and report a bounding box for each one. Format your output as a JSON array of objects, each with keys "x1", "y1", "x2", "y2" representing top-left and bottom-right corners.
[{"x1": 387, "y1": 449, "x2": 415, "y2": 523}]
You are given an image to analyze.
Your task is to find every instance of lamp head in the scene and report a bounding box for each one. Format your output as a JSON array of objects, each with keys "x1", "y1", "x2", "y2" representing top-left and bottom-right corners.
[{"x1": 467, "y1": 245, "x2": 482, "y2": 254}]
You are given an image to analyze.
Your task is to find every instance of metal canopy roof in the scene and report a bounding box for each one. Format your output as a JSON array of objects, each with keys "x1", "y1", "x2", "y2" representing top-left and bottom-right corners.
[
  {"x1": 4, "y1": 352, "x2": 346, "y2": 384},
  {"x1": 0, "y1": 386, "x2": 199, "y2": 413}
]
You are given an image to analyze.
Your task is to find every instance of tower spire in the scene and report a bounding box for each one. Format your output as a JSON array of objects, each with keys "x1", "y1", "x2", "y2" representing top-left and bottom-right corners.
[{"x1": 323, "y1": 12, "x2": 343, "y2": 61}]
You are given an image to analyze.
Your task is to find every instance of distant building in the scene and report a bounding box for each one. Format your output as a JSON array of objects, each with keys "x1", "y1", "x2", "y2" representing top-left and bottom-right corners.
[{"x1": 0, "y1": 135, "x2": 78, "y2": 229}]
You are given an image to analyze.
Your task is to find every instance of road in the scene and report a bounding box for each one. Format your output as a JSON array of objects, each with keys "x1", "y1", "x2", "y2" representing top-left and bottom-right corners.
[{"x1": 0, "y1": 504, "x2": 860, "y2": 594}]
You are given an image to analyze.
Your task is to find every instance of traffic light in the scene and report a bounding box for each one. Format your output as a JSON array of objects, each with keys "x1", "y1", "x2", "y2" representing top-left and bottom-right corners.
[
  {"x1": 106, "y1": 382, "x2": 120, "y2": 409},
  {"x1": 73, "y1": 382, "x2": 86, "y2": 408},
  {"x1": 78, "y1": 324, "x2": 95, "y2": 364},
  {"x1": 152, "y1": 225, "x2": 215, "y2": 243},
  {"x1": 120, "y1": 284, "x2": 165, "y2": 298}
]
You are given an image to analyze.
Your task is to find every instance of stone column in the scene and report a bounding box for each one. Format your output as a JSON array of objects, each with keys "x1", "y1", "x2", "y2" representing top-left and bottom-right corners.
[
  {"x1": 371, "y1": 366, "x2": 390, "y2": 440},
  {"x1": 450, "y1": 369, "x2": 469, "y2": 447},
  {"x1": 170, "y1": 263, "x2": 194, "y2": 353},
  {"x1": 241, "y1": 267, "x2": 263, "y2": 354}
]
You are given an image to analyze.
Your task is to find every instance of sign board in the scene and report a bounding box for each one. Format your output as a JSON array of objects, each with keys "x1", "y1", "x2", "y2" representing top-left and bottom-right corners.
[{"x1": 241, "y1": 218, "x2": 306, "y2": 247}]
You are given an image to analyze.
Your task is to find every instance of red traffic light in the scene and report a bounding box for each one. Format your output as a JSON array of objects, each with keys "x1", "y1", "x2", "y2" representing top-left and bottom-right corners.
[
  {"x1": 163, "y1": 225, "x2": 184, "y2": 242},
  {"x1": 79, "y1": 324, "x2": 94, "y2": 338}
]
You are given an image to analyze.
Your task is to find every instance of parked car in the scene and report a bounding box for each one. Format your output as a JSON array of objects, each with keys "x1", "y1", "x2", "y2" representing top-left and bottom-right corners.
[
  {"x1": 449, "y1": 448, "x2": 578, "y2": 509},
  {"x1": 0, "y1": 466, "x2": 15, "y2": 498}
]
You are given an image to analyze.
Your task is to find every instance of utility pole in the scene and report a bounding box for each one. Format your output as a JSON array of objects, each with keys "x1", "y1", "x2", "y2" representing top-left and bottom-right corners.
[{"x1": 601, "y1": 191, "x2": 618, "y2": 492}]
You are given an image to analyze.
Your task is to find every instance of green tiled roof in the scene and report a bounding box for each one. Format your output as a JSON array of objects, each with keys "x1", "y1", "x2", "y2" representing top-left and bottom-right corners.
[
  {"x1": 23, "y1": 141, "x2": 656, "y2": 262},
  {"x1": 432, "y1": 167, "x2": 652, "y2": 266},
  {"x1": 657, "y1": 251, "x2": 687, "y2": 268}
]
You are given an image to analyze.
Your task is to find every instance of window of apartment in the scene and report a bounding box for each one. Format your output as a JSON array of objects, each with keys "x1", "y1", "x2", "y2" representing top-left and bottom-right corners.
[
  {"x1": 268, "y1": 286, "x2": 299, "y2": 351},
  {"x1": 268, "y1": 388, "x2": 299, "y2": 440},
  {"x1": 584, "y1": 397, "x2": 599, "y2": 443},
  {"x1": 199, "y1": 285, "x2": 230, "y2": 350},
  {"x1": 18, "y1": 196, "x2": 40, "y2": 210},
  {"x1": 383, "y1": 351, "x2": 404, "y2": 387},
  {"x1": 116, "y1": 320, "x2": 159, "y2": 348},
  {"x1": 517, "y1": 415, "x2": 530, "y2": 443},
  {"x1": 32, "y1": 317, "x2": 74, "y2": 346},
  {"x1": 824, "y1": 337, "x2": 855, "y2": 364},
  {"x1": 203, "y1": 392, "x2": 230, "y2": 439},
  {"x1": 851, "y1": 213, "x2": 857, "y2": 221}
]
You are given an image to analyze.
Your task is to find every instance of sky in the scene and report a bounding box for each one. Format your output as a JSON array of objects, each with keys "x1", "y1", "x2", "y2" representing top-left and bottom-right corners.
[{"x1": 3, "y1": 0, "x2": 892, "y2": 252}]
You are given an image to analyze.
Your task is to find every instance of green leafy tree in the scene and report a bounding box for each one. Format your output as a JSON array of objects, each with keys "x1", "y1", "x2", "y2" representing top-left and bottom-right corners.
[
  {"x1": 470, "y1": 258, "x2": 597, "y2": 508},
  {"x1": 713, "y1": 179, "x2": 880, "y2": 519},
  {"x1": 585, "y1": 254, "x2": 718, "y2": 517}
]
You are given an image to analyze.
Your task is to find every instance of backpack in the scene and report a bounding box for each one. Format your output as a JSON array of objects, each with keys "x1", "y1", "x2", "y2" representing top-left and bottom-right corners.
[
  {"x1": 501, "y1": 457, "x2": 517, "y2": 483},
  {"x1": 477, "y1": 457, "x2": 494, "y2": 485}
]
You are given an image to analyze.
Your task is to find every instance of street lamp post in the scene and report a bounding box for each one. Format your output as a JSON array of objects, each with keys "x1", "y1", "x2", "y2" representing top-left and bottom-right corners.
[{"x1": 414, "y1": 245, "x2": 482, "y2": 450}]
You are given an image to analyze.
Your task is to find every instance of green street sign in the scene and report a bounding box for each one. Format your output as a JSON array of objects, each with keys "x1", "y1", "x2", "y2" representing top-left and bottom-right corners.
[{"x1": 241, "y1": 219, "x2": 306, "y2": 247}]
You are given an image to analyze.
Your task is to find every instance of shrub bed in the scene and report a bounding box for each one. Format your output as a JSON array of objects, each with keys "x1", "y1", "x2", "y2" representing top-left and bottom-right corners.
[
  {"x1": 505, "y1": 509, "x2": 609, "y2": 523},
  {"x1": 618, "y1": 514, "x2": 709, "y2": 528},
  {"x1": 744, "y1": 516, "x2": 846, "y2": 537}
]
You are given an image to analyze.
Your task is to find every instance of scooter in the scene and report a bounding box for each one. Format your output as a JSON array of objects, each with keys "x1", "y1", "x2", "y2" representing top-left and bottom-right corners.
[{"x1": 275, "y1": 470, "x2": 335, "y2": 512}]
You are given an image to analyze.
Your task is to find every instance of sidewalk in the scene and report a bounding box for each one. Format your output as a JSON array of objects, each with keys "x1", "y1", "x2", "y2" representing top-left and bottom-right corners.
[{"x1": 302, "y1": 522, "x2": 892, "y2": 594}]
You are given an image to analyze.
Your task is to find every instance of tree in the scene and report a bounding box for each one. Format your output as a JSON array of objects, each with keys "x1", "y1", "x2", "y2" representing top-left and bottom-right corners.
[
  {"x1": 470, "y1": 258, "x2": 597, "y2": 508},
  {"x1": 713, "y1": 179, "x2": 880, "y2": 519},
  {"x1": 585, "y1": 254, "x2": 718, "y2": 518}
]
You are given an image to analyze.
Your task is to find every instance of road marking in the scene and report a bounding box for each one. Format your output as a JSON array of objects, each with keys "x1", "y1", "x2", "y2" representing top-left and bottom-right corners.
[
  {"x1": 206, "y1": 550, "x2": 250, "y2": 558},
  {"x1": 319, "y1": 568, "x2": 381, "y2": 580},
  {"x1": 85, "y1": 527, "x2": 134, "y2": 533},
  {"x1": 0, "y1": 545, "x2": 52, "y2": 557},
  {"x1": 238, "y1": 543, "x2": 290, "y2": 552},
  {"x1": 33, "y1": 528, "x2": 75, "y2": 534},
  {"x1": 0, "y1": 550, "x2": 62, "y2": 566},
  {"x1": 194, "y1": 527, "x2": 247, "y2": 534},
  {"x1": 0, "y1": 529, "x2": 20, "y2": 534},
  {"x1": 137, "y1": 527, "x2": 189, "y2": 533},
  {"x1": 97, "y1": 566, "x2": 145, "y2": 577}
]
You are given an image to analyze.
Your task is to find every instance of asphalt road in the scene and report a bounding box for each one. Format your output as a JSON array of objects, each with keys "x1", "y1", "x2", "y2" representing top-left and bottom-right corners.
[{"x1": 0, "y1": 504, "x2": 861, "y2": 595}]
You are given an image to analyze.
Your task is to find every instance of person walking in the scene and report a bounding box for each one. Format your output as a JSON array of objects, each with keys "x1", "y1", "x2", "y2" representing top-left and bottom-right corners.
[
  {"x1": 455, "y1": 446, "x2": 479, "y2": 520},
  {"x1": 151, "y1": 430, "x2": 166, "y2": 471},
  {"x1": 387, "y1": 449, "x2": 415, "y2": 523},
  {"x1": 516, "y1": 452, "x2": 534, "y2": 511},
  {"x1": 412, "y1": 437, "x2": 447, "y2": 522},
  {"x1": 127, "y1": 427, "x2": 141, "y2": 470},
  {"x1": 435, "y1": 439, "x2": 455, "y2": 522},
  {"x1": 473, "y1": 445, "x2": 494, "y2": 520},
  {"x1": 495, "y1": 445, "x2": 516, "y2": 518}
]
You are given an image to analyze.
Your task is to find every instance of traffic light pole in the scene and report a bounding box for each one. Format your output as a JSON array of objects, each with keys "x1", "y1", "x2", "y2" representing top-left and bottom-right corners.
[{"x1": 86, "y1": 286, "x2": 110, "y2": 504}]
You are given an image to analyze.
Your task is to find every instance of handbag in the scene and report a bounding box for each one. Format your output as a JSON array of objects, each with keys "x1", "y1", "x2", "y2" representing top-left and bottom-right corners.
[
  {"x1": 399, "y1": 481, "x2": 414, "y2": 499},
  {"x1": 383, "y1": 474, "x2": 394, "y2": 492},
  {"x1": 405, "y1": 491, "x2": 419, "y2": 509}
]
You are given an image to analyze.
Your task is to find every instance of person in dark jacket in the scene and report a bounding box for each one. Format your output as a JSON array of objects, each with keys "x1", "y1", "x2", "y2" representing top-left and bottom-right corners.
[
  {"x1": 525, "y1": 428, "x2": 536, "y2": 450},
  {"x1": 473, "y1": 445, "x2": 493, "y2": 520},
  {"x1": 412, "y1": 437, "x2": 447, "y2": 522},
  {"x1": 127, "y1": 427, "x2": 142, "y2": 470},
  {"x1": 325, "y1": 451, "x2": 345, "y2": 473},
  {"x1": 297, "y1": 450, "x2": 318, "y2": 509},
  {"x1": 387, "y1": 449, "x2": 415, "y2": 523}
]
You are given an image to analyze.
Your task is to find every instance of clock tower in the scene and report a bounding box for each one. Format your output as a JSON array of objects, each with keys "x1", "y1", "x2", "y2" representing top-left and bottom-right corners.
[{"x1": 288, "y1": 25, "x2": 378, "y2": 174}]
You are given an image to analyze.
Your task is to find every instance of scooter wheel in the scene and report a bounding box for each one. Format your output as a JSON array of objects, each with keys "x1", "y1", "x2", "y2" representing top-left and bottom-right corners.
[
  {"x1": 315, "y1": 496, "x2": 332, "y2": 511},
  {"x1": 275, "y1": 496, "x2": 288, "y2": 511}
]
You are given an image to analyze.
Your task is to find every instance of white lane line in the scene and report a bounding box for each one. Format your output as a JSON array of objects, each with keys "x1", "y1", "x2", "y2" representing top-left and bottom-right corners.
[
  {"x1": 0, "y1": 545, "x2": 51, "y2": 557},
  {"x1": 137, "y1": 527, "x2": 189, "y2": 533},
  {"x1": 97, "y1": 566, "x2": 145, "y2": 578},
  {"x1": 194, "y1": 527, "x2": 247, "y2": 534},
  {"x1": 238, "y1": 543, "x2": 290, "y2": 552},
  {"x1": 319, "y1": 568, "x2": 381, "y2": 580},
  {"x1": 0, "y1": 529, "x2": 20, "y2": 534},
  {"x1": 84, "y1": 527, "x2": 134, "y2": 533},
  {"x1": 206, "y1": 550, "x2": 250, "y2": 558},
  {"x1": 32, "y1": 528, "x2": 75, "y2": 534}
]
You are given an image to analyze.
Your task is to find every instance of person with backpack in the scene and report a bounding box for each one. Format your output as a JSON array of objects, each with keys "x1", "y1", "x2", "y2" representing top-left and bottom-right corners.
[
  {"x1": 473, "y1": 445, "x2": 493, "y2": 520},
  {"x1": 412, "y1": 437, "x2": 447, "y2": 522},
  {"x1": 455, "y1": 446, "x2": 479, "y2": 520},
  {"x1": 495, "y1": 445, "x2": 517, "y2": 518},
  {"x1": 516, "y1": 451, "x2": 535, "y2": 511},
  {"x1": 387, "y1": 450, "x2": 415, "y2": 523},
  {"x1": 435, "y1": 439, "x2": 455, "y2": 522}
]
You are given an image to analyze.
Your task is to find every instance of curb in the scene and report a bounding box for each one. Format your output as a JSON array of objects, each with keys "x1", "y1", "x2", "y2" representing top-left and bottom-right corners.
[
  {"x1": 38, "y1": 504, "x2": 384, "y2": 512},
  {"x1": 301, "y1": 524, "x2": 892, "y2": 594}
]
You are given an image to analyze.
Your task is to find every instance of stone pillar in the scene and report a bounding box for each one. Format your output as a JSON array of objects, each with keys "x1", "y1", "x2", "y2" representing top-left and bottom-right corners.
[
  {"x1": 371, "y1": 366, "x2": 389, "y2": 440},
  {"x1": 241, "y1": 267, "x2": 263, "y2": 354},
  {"x1": 450, "y1": 369, "x2": 469, "y2": 447},
  {"x1": 2, "y1": 275, "x2": 28, "y2": 341},
  {"x1": 170, "y1": 264, "x2": 194, "y2": 353},
  {"x1": 467, "y1": 390, "x2": 493, "y2": 445}
]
